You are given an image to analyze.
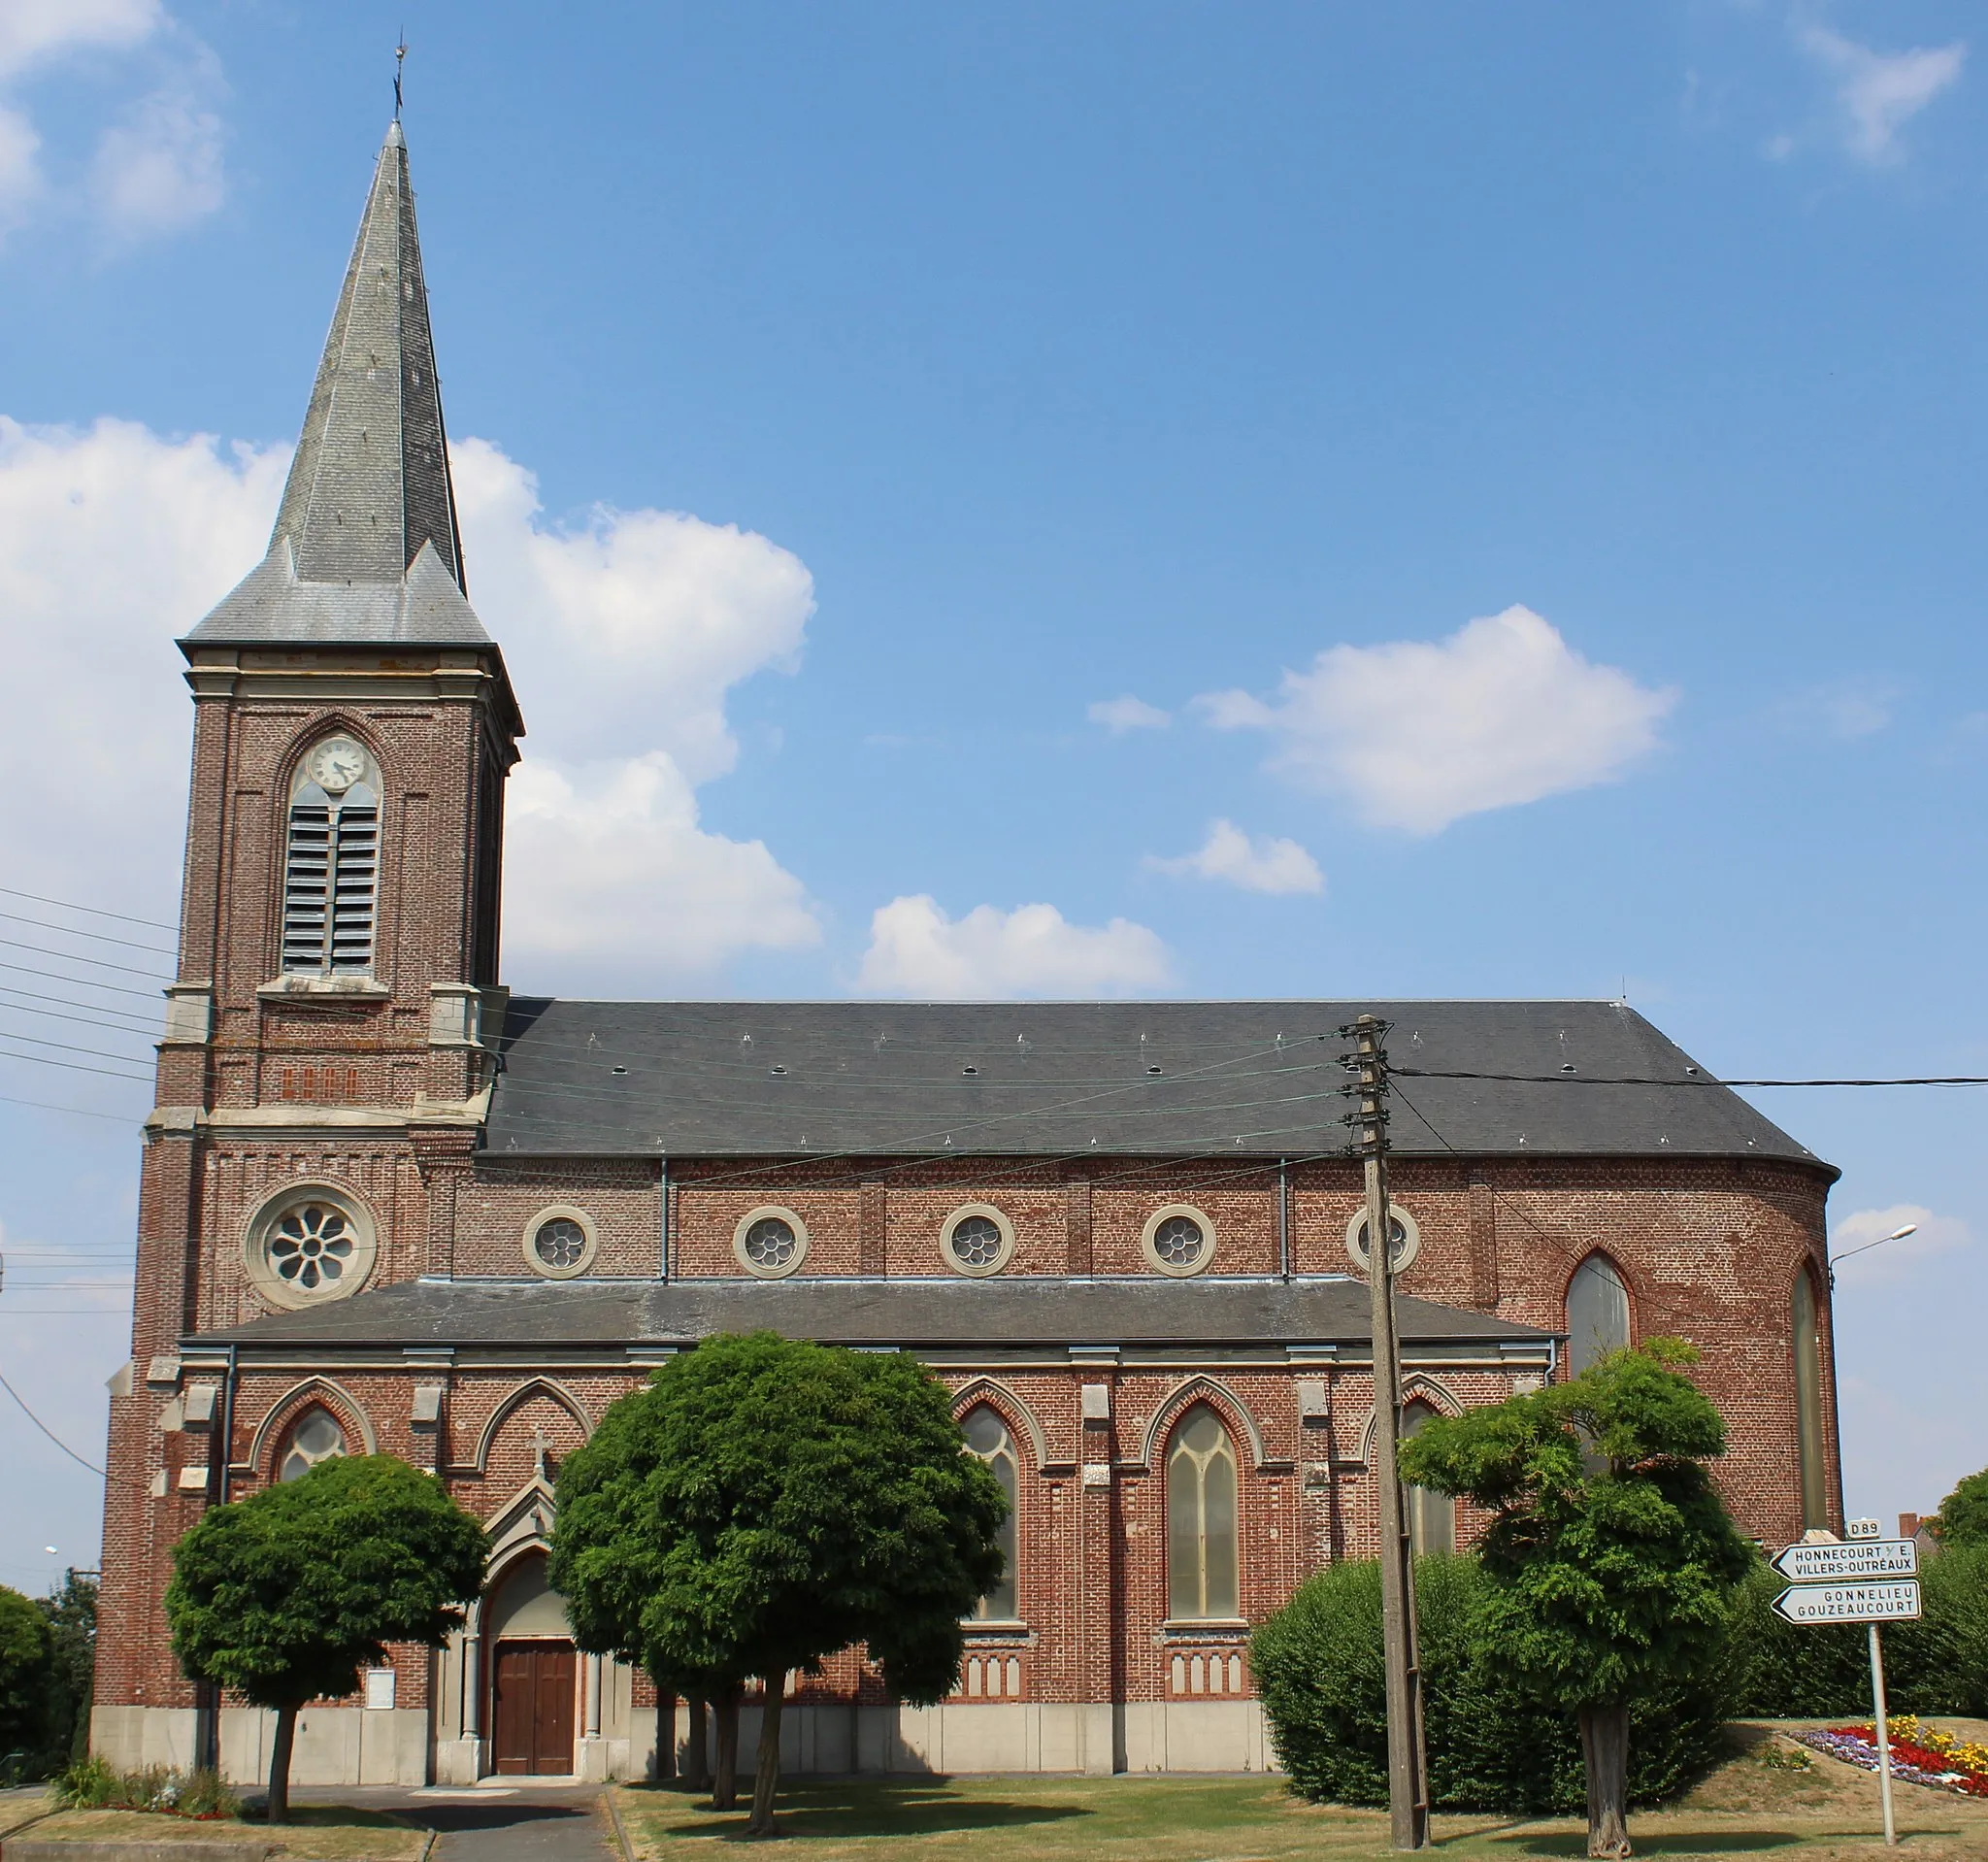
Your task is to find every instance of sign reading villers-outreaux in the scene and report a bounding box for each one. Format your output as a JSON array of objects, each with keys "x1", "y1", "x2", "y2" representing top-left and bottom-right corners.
[
  {"x1": 1773, "y1": 1517, "x2": 1922, "y2": 1848},
  {"x1": 1770, "y1": 1538, "x2": 1919, "y2": 1583}
]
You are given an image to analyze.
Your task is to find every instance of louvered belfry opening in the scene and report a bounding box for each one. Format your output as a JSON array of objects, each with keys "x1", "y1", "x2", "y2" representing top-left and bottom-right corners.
[
  {"x1": 328, "y1": 800, "x2": 379, "y2": 969},
  {"x1": 281, "y1": 802, "x2": 333, "y2": 969},
  {"x1": 282, "y1": 741, "x2": 381, "y2": 974}
]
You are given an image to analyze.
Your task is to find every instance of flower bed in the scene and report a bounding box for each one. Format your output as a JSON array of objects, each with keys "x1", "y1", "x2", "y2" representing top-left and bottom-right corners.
[{"x1": 1790, "y1": 1716, "x2": 1988, "y2": 1797}]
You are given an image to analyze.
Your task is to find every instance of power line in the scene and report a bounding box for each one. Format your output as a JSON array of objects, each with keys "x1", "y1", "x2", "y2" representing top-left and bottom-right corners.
[
  {"x1": 0, "y1": 883, "x2": 176, "y2": 932},
  {"x1": 0, "y1": 1047, "x2": 152, "y2": 1082},
  {"x1": 0, "y1": 911, "x2": 176, "y2": 958},
  {"x1": 1392, "y1": 1068, "x2": 1988, "y2": 1088},
  {"x1": 0, "y1": 1025, "x2": 154, "y2": 1068},
  {"x1": 0, "y1": 997, "x2": 165, "y2": 1040},
  {"x1": 0, "y1": 1366, "x2": 109, "y2": 1480},
  {"x1": 0, "y1": 960, "x2": 169, "y2": 1002},
  {"x1": 0, "y1": 938, "x2": 170, "y2": 981},
  {"x1": 0, "y1": 1091, "x2": 144, "y2": 1124}
]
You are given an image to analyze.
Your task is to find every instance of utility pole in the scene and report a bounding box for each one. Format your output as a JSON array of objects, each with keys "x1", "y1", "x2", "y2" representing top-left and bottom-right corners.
[{"x1": 1349, "y1": 1013, "x2": 1431, "y2": 1851}]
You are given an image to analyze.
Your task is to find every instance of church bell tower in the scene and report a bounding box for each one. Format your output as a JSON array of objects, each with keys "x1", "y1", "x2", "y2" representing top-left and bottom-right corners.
[
  {"x1": 164, "y1": 118, "x2": 521, "y2": 1121},
  {"x1": 100, "y1": 117, "x2": 524, "y2": 1768}
]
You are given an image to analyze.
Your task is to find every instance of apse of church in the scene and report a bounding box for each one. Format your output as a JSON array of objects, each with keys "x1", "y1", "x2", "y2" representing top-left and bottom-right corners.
[{"x1": 94, "y1": 119, "x2": 1843, "y2": 1786}]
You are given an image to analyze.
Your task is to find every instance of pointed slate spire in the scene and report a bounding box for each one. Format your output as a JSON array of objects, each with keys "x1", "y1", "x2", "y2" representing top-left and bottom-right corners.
[
  {"x1": 186, "y1": 122, "x2": 491, "y2": 648},
  {"x1": 274, "y1": 119, "x2": 464, "y2": 589}
]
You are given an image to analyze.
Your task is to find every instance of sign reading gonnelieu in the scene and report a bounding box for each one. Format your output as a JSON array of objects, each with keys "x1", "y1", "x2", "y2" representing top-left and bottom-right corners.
[
  {"x1": 1771, "y1": 1539, "x2": 1918, "y2": 1582},
  {"x1": 1770, "y1": 1580, "x2": 1922, "y2": 1626}
]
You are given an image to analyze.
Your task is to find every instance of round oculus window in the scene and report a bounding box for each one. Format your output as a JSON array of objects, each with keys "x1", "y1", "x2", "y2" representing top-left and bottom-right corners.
[
  {"x1": 1142, "y1": 1204, "x2": 1215, "y2": 1278},
  {"x1": 521, "y1": 1206, "x2": 599, "y2": 1280},
  {"x1": 1344, "y1": 1204, "x2": 1422, "y2": 1276},
  {"x1": 244, "y1": 1184, "x2": 378, "y2": 1310},
  {"x1": 734, "y1": 1206, "x2": 809, "y2": 1278},
  {"x1": 940, "y1": 1205, "x2": 1015, "y2": 1277}
]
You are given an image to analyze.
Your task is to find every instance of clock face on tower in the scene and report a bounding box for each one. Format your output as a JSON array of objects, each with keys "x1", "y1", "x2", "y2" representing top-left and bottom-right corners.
[{"x1": 306, "y1": 737, "x2": 368, "y2": 793}]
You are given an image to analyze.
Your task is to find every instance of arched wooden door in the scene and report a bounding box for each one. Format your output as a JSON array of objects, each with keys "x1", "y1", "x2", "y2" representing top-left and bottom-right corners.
[
  {"x1": 485, "y1": 1554, "x2": 578, "y2": 1776},
  {"x1": 491, "y1": 1642, "x2": 576, "y2": 1776}
]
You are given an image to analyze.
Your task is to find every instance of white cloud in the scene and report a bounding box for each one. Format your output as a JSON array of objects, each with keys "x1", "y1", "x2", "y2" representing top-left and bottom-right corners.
[
  {"x1": 1146, "y1": 819, "x2": 1324, "y2": 896},
  {"x1": 0, "y1": 416, "x2": 820, "y2": 990},
  {"x1": 0, "y1": 101, "x2": 39, "y2": 227},
  {"x1": 0, "y1": 1, "x2": 223, "y2": 249},
  {"x1": 452, "y1": 440, "x2": 813, "y2": 786},
  {"x1": 1199, "y1": 604, "x2": 1674, "y2": 835},
  {"x1": 91, "y1": 78, "x2": 222, "y2": 240},
  {"x1": 1798, "y1": 24, "x2": 1965, "y2": 164},
  {"x1": 1830, "y1": 1204, "x2": 1968, "y2": 1283},
  {"x1": 503, "y1": 756, "x2": 818, "y2": 985},
  {"x1": 1088, "y1": 694, "x2": 1171, "y2": 733},
  {"x1": 1773, "y1": 678, "x2": 1897, "y2": 741},
  {"x1": 0, "y1": 416, "x2": 285, "y2": 918},
  {"x1": 857, "y1": 896, "x2": 1173, "y2": 998},
  {"x1": 0, "y1": 0, "x2": 160, "y2": 82}
]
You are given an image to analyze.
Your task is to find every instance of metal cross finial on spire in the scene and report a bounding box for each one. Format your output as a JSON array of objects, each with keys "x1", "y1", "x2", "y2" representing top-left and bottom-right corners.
[{"x1": 393, "y1": 35, "x2": 407, "y2": 119}]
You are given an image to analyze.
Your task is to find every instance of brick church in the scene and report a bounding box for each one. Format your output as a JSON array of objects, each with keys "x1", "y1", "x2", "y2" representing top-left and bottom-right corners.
[{"x1": 95, "y1": 121, "x2": 1844, "y2": 1787}]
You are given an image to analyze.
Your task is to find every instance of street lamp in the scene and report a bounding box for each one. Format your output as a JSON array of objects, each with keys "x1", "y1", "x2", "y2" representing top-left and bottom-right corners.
[{"x1": 1828, "y1": 1221, "x2": 1918, "y2": 1287}]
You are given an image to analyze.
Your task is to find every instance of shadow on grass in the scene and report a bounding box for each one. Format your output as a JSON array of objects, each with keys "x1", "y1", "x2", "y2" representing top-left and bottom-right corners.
[
  {"x1": 1486, "y1": 1834, "x2": 1811, "y2": 1857},
  {"x1": 625, "y1": 1778, "x2": 1091, "y2": 1843}
]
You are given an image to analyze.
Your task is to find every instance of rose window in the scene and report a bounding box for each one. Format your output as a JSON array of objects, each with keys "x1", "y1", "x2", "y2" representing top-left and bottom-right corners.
[
  {"x1": 268, "y1": 1202, "x2": 356, "y2": 1291},
  {"x1": 744, "y1": 1215, "x2": 799, "y2": 1270},
  {"x1": 1151, "y1": 1214, "x2": 1207, "y2": 1269},
  {"x1": 949, "y1": 1215, "x2": 1004, "y2": 1269},
  {"x1": 533, "y1": 1218, "x2": 588, "y2": 1270}
]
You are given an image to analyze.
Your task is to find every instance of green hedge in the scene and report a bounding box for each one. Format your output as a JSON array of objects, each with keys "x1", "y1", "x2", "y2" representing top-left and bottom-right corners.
[
  {"x1": 1728, "y1": 1544, "x2": 1988, "y2": 1718},
  {"x1": 1252, "y1": 1546, "x2": 1988, "y2": 1812},
  {"x1": 1250, "y1": 1555, "x2": 1731, "y2": 1812}
]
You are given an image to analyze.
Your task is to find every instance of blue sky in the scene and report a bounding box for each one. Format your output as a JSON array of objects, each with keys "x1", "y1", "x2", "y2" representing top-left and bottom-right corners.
[{"x1": 0, "y1": 1, "x2": 1984, "y2": 1585}]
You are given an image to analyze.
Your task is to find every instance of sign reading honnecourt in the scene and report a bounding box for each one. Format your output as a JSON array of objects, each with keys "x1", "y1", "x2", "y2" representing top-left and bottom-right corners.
[{"x1": 1770, "y1": 1538, "x2": 1918, "y2": 1583}]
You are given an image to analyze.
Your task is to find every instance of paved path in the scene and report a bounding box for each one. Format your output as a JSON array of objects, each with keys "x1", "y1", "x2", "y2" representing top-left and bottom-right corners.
[{"x1": 293, "y1": 1782, "x2": 619, "y2": 1862}]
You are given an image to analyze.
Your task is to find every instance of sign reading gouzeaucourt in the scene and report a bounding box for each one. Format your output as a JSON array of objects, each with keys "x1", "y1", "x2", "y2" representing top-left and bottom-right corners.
[
  {"x1": 1774, "y1": 1517, "x2": 1920, "y2": 1846},
  {"x1": 1769, "y1": 1580, "x2": 1921, "y2": 1625}
]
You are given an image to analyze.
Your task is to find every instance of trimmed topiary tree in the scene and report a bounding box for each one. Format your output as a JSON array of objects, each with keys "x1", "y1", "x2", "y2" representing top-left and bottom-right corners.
[
  {"x1": 549, "y1": 1332, "x2": 1008, "y2": 1839},
  {"x1": 166, "y1": 1455, "x2": 487, "y2": 1821},
  {"x1": 1398, "y1": 1338, "x2": 1753, "y2": 1859}
]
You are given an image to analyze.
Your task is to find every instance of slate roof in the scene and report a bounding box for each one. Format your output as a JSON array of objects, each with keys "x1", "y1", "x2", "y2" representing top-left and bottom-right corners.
[
  {"x1": 483, "y1": 998, "x2": 1827, "y2": 1169},
  {"x1": 195, "y1": 1274, "x2": 1555, "y2": 1354},
  {"x1": 184, "y1": 122, "x2": 487, "y2": 649}
]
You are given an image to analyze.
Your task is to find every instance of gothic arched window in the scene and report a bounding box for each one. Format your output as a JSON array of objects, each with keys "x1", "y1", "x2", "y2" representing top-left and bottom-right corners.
[
  {"x1": 1167, "y1": 1404, "x2": 1240, "y2": 1620},
  {"x1": 1402, "y1": 1401, "x2": 1455, "y2": 1555},
  {"x1": 1566, "y1": 1253, "x2": 1632, "y2": 1377},
  {"x1": 282, "y1": 735, "x2": 381, "y2": 974},
  {"x1": 1792, "y1": 1267, "x2": 1829, "y2": 1530},
  {"x1": 280, "y1": 1408, "x2": 348, "y2": 1482},
  {"x1": 962, "y1": 1407, "x2": 1020, "y2": 1620}
]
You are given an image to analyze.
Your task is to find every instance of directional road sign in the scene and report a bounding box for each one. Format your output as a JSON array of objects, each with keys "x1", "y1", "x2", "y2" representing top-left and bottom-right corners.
[
  {"x1": 1771, "y1": 1580, "x2": 1921, "y2": 1625},
  {"x1": 1771, "y1": 1539, "x2": 1917, "y2": 1582}
]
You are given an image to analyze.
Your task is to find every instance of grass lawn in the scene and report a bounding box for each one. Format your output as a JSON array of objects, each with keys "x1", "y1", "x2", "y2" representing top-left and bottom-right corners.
[
  {"x1": 613, "y1": 1724, "x2": 1988, "y2": 1861},
  {"x1": 22, "y1": 1805, "x2": 426, "y2": 1860}
]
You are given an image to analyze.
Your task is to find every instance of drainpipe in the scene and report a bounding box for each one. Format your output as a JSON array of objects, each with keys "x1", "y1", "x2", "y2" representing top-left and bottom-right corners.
[
  {"x1": 201, "y1": 1343, "x2": 238, "y2": 1774},
  {"x1": 660, "y1": 1158, "x2": 672, "y2": 1281},
  {"x1": 1277, "y1": 1159, "x2": 1291, "y2": 1280}
]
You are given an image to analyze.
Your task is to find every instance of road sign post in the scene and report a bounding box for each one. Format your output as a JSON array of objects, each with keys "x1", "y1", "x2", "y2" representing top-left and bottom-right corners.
[
  {"x1": 1774, "y1": 1520, "x2": 1914, "y2": 1846},
  {"x1": 1870, "y1": 1623, "x2": 1896, "y2": 1849}
]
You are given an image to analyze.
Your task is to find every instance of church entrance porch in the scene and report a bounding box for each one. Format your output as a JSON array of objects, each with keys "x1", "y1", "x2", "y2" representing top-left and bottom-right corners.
[{"x1": 492, "y1": 1641, "x2": 578, "y2": 1776}]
